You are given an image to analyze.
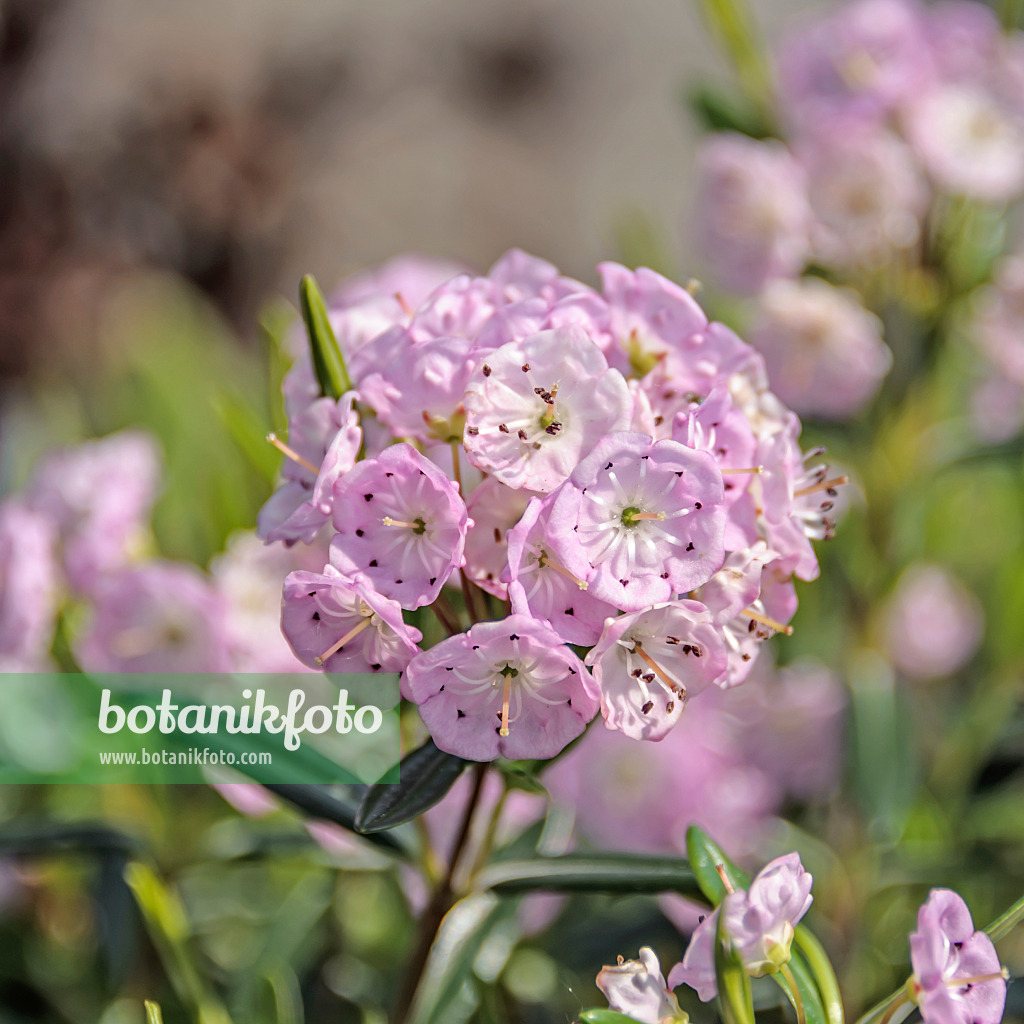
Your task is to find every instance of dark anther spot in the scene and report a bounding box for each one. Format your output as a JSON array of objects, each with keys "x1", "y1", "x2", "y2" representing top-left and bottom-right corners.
[
  {"x1": 385, "y1": 472, "x2": 394, "y2": 478},
  {"x1": 395, "y1": 579, "x2": 403, "y2": 584},
  {"x1": 312, "y1": 612, "x2": 320, "y2": 621},
  {"x1": 439, "y1": 684, "x2": 445, "y2": 691},
  {"x1": 725, "y1": 483, "x2": 734, "y2": 491},
  {"x1": 518, "y1": 429, "x2": 528, "y2": 440},
  {"x1": 686, "y1": 542, "x2": 694, "y2": 551},
  {"x1": 694, "y1": 502, "x2": 702, "y2": 509},
  {"x1": 446, "y1": 666, "x2": 454, "y2": 671},
  {"x1": 371, "y1": 663, "x2": 381, "y2": 671},
  {"x1": 356, "y1": 529, "x2": 364, "y2": 537},
  {"x1": 369, "y1": 559, "x2": 378, "y2": 567},
  {"x1": 641, "y1": 701, "x2": 654, "y2": 714},
  {"x1": 742, "y1": 653, "x2": 751, "y2": 661},
  {"x1": 564, "y1": 607, "x2": 574, "y2": 615},
  {"x1": 499, "y1": 423, "x2": 509, "y2": 433},
  {"x1": 509, "y1": 633, "x2": 520, "y2": 640},
  {"x1": 660, "y1": 572, "x2": 669, "y2": 579},
  {"x1": 472, "y1": 645, "x2": 480, "y2": 650},
  {"x1": 545, "y1": 422, "x2": 562, "y2": 435},
  {"x1": 308, "y1": 591, "x2": 317, "y2": 597},
  {"x1": 534, "y1": 386, "x2": 545, "y2": 395},
  {"x1": 429, "y1": 577, "x2": 437, "y2": 585},
  {"x1": 748, "y1": 619, "x2": 757, "y2": 632},
  {"x1": 457, "y1": 709, "x2": 466, "y2": 718},
  {"x1": 483, "y1": 364, "x2": 492, "y2": 376},
  {"x1": 493, "y1": 527, "x2": 502, "y2": 543},
  {"x1": 364, "y1": 493, "x2": 374, "y2": 501},
  {"x1": 522, "y1": 363, "x2": 531, "y2": 372},
  {"x1": 675, "y1": 471, "x2": 683, "y2": 477},
  {"x1": 605, "y1": 462, "x2": 614, "y2": 470},
  {"x1": 654, "y1": 415, "x2": 664, "y2": 426},
  {"x1": 567, "y1": 698, "x2": 572, "y2": 706},
  {"x1": 619, "y1": 579, "x2": 629, "y2": 586},
  {"x1": 641, "y1": 455, "x2": 649, "y2": 460},
  {"x1": 467, "y1": 426, "x2": 479, "y2": 435},
  {"x1": 666, "y1": 701, "x2": 675, "y2": 713},
  {"x1": 532, "y1": 442, "x2": 541, "y2": 450}
]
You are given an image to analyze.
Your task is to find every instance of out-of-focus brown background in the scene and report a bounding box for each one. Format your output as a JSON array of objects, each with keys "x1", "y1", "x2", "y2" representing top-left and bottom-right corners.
[{"x1": 0, "y1": 0, "x2": 811, "y2": 383}]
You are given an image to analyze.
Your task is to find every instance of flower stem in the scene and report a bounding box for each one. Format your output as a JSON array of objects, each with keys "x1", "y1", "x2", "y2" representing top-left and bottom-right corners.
[
  {"x1": 392, "y1": 761, "x2": 489, "y2": 1024},
  {"x1": 985, "y1": 891, "x2": 1024, "y2": 943},
  {"x1": 794, "y1": 926, "x2": 845, "y2": 1024},
  {"x1": 431, "y1": 593, "x2": 462, "y2": 635},
  {"x1": 781, "y1": 963, "x2": 806, "y2": 1024}
]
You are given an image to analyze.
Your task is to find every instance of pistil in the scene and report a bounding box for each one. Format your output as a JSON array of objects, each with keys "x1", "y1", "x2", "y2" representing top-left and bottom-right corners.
[
  {"x1": 266, "y1": 433, "x2": 319, "y2": 475},
  {"x1": 499, "y1": 671, "x2": 513, "y2": 736},
  {"x1": 315, "y1": 615, "x2": 373, "y2": 665}
]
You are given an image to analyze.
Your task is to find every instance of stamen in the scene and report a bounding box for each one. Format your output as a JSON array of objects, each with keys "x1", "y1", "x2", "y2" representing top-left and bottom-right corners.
[
  {"x1": 633, "y1": 642, "x2": 685, "y2": 695},
  {"x1": 626, "y1": 511, "x2": 667, "y2": 522},
  {"x1": 538, "y1": 553, "x2": 589, "y2": 590},
  {"x1": 744, "y1": 609, "x2": 794, "y2": 636},
  {"x1": 394, "y1": 291, "x2": 413, "y2": 316},
  {"x1": 715, "y1": 863, "x2": 736, "y2": 894},
  {"x1": 721, "y1": 466, "x2": 764, "y2": 475},
  {"x1": 794, "y1": 475, "x2": 849, "y2": 499},
  {"x1": 266, "y1": 433, "x2": 319, "y2": 475},
  {"x1": 946, "y1": 969, "x2": 1010, "y2": 989},
  {"x1": 382, "y1": 516, "x2": 422, "y2": 530},
  {"x1": 499, "y1": 671, "x2": 513, "y2": 737},
  {"x1": 315, "y1": 616, "x2": 373, "y2": 665}
]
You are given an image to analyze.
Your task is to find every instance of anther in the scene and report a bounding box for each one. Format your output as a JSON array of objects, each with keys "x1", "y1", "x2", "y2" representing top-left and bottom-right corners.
[
  {"x1": 744, "y1": 608, "x2": 794, "y2": 636},
  {"x1": 794, "y1": 475, "x2": 849, "y2": 499}
]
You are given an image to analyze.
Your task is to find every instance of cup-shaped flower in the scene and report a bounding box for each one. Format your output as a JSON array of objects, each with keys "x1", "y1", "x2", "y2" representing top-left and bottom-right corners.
[
  {"x1": 330, "y1": 443, "x2": 470, "y2": 608},
  {"x1": 596, "y1": 947, "x2": 689, "y2": 1024},
  {"x1": 669, "y1": 853, "x2": 813, "y2": 1000},
  {"x1": 282, "y1": 567, "x2": 422, "y2": 673},
  {"x1": 584, "y1": 601, "x2": 727, "y2": 740},
  {"x1": 462, "y1": 325, "x2": 632, "y2": 493},
  {"x1": 908, "y1": 889, "x2": 1007, "y2": 1024},
  {"x1": 463, "y1": 477, "x2": 534, "y2": 598},
  {"x1": 505, "y1": 496, "x2": 619, "y2": 645},
  {"x1": 547, "y1": 432, "x2": 726, "y2": 612},
  {"x1": 402, "y1": 614, "x2": 599, "y2": 761}
]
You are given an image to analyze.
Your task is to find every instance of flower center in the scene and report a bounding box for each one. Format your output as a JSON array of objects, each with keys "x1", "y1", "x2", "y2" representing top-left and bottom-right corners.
[{"x1": 382, "y1": 516, "x2": 427, "y2": 535}]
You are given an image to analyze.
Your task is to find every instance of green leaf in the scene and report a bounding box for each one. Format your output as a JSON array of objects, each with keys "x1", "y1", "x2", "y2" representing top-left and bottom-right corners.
[
  {"x1": 794, "y1": 926, "x2": 845, "y2": 1024},
  {"x1": 689, "y1": 84, "x2": 772, "y2": 138},
  {"x1": 686, "y1": 825, "x2": 750, "y2": 906},
  {"x1": 406, "y1": 893, "x2": 517, "y2": 1024},
  {"x1": 578, "y1": 1011, "x2": 647, "y2": 1024},
  {"x1": 354, "y1": 739, "x2": 466, "y2": 833},
  {"x1": 771, "y1": 948, "x2": 828, "y2": 1024},
  {"x1": 495, "y1": 761, "x2": 549, "y2": 796},
  {"x1": 300, "y1": 274, "x2": 350, "y2": 399},
  {"x1": 478, "y1": 852, "x2": 703, "y2": 897},
  {"x1": 144, "y1": 1002, "x2": 165, "y2": 1024},
  {"x1": 716, "y1": 905, "x2": 755, "y2": 1024},
  {"x1": 260, "y1": 784, "x2": 411, "y2": 854}
]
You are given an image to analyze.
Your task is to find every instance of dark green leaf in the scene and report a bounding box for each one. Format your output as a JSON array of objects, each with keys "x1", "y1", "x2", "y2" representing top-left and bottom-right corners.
[
  {"x1": 261, "y1": 784, "x2": 410, "y2": 854},
  {"x1": 686, "y1": 825, "x2": 750, "y2": 906},
  {"x1": 478, "y1": 852, "x2": 703, "y2": 897},
  {"x1": 793, "y1": 927, "x2": 845, "y2": 1024},
  {"x1": 771, "y1": 948, "x2": 829, "y2": 1024},
  {"x1": 300, "y1": 274, "x2": 350, "y2": 399},
  {"x1": 354, "y1": 739, "x2": 466, "y2": 833},
  {"x1": 716, "y1": 905, "x2": 755, "y2": 1024},
  {"x1": 144, "y1": 1002, "x2": 165, "y2": 1024},
  {"x1": 495, "y1": 761, "x2": 549, "y2": 796}
]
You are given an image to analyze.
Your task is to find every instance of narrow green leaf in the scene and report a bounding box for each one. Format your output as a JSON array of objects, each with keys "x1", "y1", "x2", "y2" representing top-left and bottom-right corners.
[
  {"x1": 355, "y1": 739, "x2": 466, "y2": 833},
  {"x1": 578, "y1": 1011, "x2": 647, "y2": 1024},
  {"x1": 688, "y1": 84, "x2": 772, "y2": 138},
  {"x1": 794, "y1": 926, "x2": 845, "y2": 1024},
  {"x1": 300, "y1": 274, "x2": 350, "y2": 399},
  {"x1": 144, "y1": 1002, "x2": 165, "y2": 1024},
  {"x1": 261, "y1": 783, "x2": 411, "y2": 854},
  {"x1": 478, "y1": 852, "x2": 703, "y2": 897},
  {"x1": 716, "y1": 907, "x2": 756, "y2": 1024},
  {"x1": 985, "y1": 891, "x2": 1024, "y2": 942},
  {"x1": 686, "y1": 825, "x2": 750, "y2": 906}
]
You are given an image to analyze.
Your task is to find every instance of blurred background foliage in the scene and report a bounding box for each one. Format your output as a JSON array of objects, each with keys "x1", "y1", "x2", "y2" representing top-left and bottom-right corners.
[{"x1": 0, "y1": 0, "x2": 1023, "y2": 1022}]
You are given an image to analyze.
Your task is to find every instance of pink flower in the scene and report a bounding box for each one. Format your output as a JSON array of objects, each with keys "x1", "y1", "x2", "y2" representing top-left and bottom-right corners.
[
  {"x1": 356, "y1": 329, "x2": 476, "y2": 444},
  {"x1": 25, "y1": 430, "x2": 161, "y2": 593},
  {"x1": 332, "y1": 253, "x2": 468, "y2": 311},
  {"x1": 547, "y1": 432, "x2": 726, "y2": 611},
  {"x1": 694, "y1": 134, "x2": 812, "y2": 294},
  {"x1": 462, "y1": 326, "x2": 632, "y2": 493},
  {"x1": 584, "y1": 601, "x2": 728, "y2": 740},
  {"x1": 329, "y1": 443, "x2": 470, "y2": 609},
  {"x1": 0, "y1": 500, "x2": 59, "y2": 670},
  {"x1": 74, "y1": 562, "x2": 231, "y2": 673},
  {"x1": 598, "y1": 263, "x2": 708, "y2": 375},
  {"x1": 463, "y1": 477, "x2": 534, "y2": 598},
  {"x1": 748, "y1": 278, "x2": 892, "y2": 419},
  {"x1": 668, "y1": 853, "x2": 813, "y2": 999},
  {"x1": 909, "y1": 890, "x2": 1007, "y2": 1024},
  {"x1": 596, "y1": 947, "x2": 688, "y2": 1024},
  {"x1": 799, "y1": 122, "x2": 927, "y2": 269},
  {"x1": 402, "y1": 614, "x2": 599, "y2": 761},
  {"x1": 884, "y1": 564, "x2": 983, "y2": 680},
  {"x1": 904, "y1": 84, "x2": 1024, "y2": 202},
  {"x1": 488, "y1": 248, "x2": 591, "y2": 304},
  {"x1": 281, "y1": 567, "x2": 421, "y2": 673},
  {"x1": 505, "y1": 496, "x2": 619, "y2": 645},
  {"x1": 260, "y1": 392, "x2": 362, "y2": 545}
]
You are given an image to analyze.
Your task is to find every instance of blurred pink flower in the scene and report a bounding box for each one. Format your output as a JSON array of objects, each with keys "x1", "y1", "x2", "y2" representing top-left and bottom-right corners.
[
  {"x1": 597, "y1": 947, "x2": 687, "y2": 1024},
  {"x1": 695, "y1": 133, "x2": 812, "y2": 294},
  {"x1": 884, "y1": 563, "x2": 983, "y2": 679},
  {"x1": 748, "y1": 278, "x2": 891, "y2": 419}
]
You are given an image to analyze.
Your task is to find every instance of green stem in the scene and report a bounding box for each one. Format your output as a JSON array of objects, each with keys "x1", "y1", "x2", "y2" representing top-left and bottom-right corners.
[
  {"x1": 781, "y1": 963, "x2": 806, "y2": 1024},
  {"x1": 794, "y1": 926, "x2": 845, "y2": 1024},
  {"x1": 984, "y1": 892, "x2": 1024, "y2": 943},
  {"x1": 852, "y1": 991, "x2": 907, "y2": 1024}
]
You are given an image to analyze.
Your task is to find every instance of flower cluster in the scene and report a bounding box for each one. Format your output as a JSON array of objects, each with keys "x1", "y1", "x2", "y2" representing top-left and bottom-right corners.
[
  {"x1": 265, "y1": 251, "x2": 846, "y2": 761},
  {"x1": 0, "y1": 431, "x2": 314, "y2": 675},
  {"x1": 696, "y1": 0, "x2": 1024, "y2": 419}
]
